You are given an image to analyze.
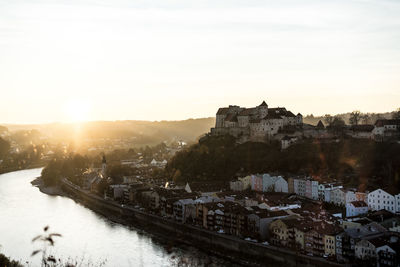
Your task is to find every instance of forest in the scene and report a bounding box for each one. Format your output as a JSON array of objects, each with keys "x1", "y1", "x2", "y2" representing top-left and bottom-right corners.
[{"x1": 166, "y1": 135, "x2": 400, "y2": 191}]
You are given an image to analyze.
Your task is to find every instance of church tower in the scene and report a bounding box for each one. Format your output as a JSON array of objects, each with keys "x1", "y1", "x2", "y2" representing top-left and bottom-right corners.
[{"x1": 101, "y1": 154, "x2": 107, "y2": 177}]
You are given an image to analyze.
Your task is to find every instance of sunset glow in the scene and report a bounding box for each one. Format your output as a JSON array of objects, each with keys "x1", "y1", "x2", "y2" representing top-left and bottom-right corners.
[{"x1": 64, "y1": 100, "x2": 91, "y2": 123}]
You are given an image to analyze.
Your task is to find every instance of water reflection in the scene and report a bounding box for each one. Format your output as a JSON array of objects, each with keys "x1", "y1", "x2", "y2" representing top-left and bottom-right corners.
[{"x1": 0, "y1": 169, "x2": 234, "y2": 266}]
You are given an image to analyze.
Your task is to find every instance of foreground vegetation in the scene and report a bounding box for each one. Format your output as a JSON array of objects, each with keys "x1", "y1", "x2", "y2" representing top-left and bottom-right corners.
[
  {"x1": 0, "y1": 253, "x2": 22, "y2": 267},
  {"x1": 166, "y1": 135, "x2": 400, "y2": 190}
]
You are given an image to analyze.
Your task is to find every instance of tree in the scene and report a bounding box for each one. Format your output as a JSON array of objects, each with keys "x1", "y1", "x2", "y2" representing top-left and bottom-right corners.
[
  {"x1": 349, "y1": 111, "x2": 361, "y2": 125},
  {"x1": 361, "y1": 114, "x2": 371, "y2": 124},
  {"x1": 41, "y1": 159, "x2": 62, "y2": 186},
  {"x1": 0, "y1": 137, "x2": 10, "y2": 159},
  {"x1": 0, "y1": 125, "x2": 8, "y2": 135},
  {"x1": 392, "y1": 108, "x2": 400, "y2": 120},
  {"x1": 328, "y1": 116, "x2": 346, "y2": 135},
  {"x1": 324, "y1": 114, "x2": 333, "y2": 126},
  {"x1": 172, "y1": 169, "x2": 182, "y2": 183}
]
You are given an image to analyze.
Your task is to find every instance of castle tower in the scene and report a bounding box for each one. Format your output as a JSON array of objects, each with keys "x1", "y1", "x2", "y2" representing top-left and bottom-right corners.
[
  {"x1": 101, "y1": 154, "x2": 107, "y2": 177},
  {"x1": 257, "y1": 101, "x2": 268, "y2": 118}
]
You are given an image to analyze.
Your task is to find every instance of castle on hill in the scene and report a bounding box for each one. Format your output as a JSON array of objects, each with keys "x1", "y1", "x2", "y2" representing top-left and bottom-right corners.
[{"x1": 210, "y1": 101, "x2": 303, "y2": 142}]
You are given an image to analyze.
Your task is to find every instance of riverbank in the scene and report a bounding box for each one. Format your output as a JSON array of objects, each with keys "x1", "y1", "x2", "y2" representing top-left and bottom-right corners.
[
  {"x1": 36, "y1": 177, "x2": 345, "y2": 267},
  {"x1": 0, "y1": 162, "x2": 46, "y2": 175},
  {"x1": 31, "y1": 176, "x2": 65, "y2": 196}
]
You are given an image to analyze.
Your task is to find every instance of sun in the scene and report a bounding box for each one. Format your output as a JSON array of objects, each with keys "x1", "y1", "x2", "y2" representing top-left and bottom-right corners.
[{"x1": 64, "y1": 99, "x2": 91, "y2": 123}]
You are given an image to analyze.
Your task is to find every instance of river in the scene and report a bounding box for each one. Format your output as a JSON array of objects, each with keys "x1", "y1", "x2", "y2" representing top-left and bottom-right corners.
[{"x1": 0, "y1": 168, "x2": 232, "y2": 266}]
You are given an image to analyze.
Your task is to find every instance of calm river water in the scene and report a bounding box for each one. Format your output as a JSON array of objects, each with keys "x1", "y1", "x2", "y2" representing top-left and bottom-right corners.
[{"x1": 0, "y1": 168, "x2": 232, "y2": 266}]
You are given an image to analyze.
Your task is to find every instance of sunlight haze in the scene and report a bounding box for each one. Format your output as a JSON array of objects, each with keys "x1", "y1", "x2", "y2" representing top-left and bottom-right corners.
[{"x1": 1, "y1": 0, "x2": 400, "y2": 123}]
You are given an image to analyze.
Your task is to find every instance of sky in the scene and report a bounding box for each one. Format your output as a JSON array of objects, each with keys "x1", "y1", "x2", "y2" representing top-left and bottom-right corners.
[{"x1": 1, "y1": 0, "x2": 400, "y2": 124}]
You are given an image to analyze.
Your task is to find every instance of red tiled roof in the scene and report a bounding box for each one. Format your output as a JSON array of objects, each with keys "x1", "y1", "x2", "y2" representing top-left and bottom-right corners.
[
  {"x1": 350, "y1": 201, "x2": 368, "y2": 208},
  {"x1": 375, "y1": 119, "x2": 400, "y2": 127},
  {"x1": 349, "y1": 125, "x2": 374, "y2": 132}
]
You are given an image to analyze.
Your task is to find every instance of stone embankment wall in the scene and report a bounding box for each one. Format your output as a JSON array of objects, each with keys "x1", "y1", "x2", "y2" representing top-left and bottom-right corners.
[{"x1": 61, "y1": 179, "x2": 345, "y2": 267}]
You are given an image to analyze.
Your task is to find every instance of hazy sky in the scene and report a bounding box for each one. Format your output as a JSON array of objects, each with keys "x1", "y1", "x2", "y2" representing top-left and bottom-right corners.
[{"x1": 1, "y1": 0, "x2": 400, "y2": 124}]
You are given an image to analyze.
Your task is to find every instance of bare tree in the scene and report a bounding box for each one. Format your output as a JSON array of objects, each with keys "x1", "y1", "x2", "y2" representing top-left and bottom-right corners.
[
  {"x1": 361, "y1": 114, "x2": 371, "y2": 124},
  {"x1": 349, "y1": 111, "x2": 361, "y2": 125}
]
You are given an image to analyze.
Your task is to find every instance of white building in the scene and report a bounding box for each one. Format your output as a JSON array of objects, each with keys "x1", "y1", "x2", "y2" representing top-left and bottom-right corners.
[
  {"x1": 331, "y1": 188, "x2": 346, "y2": 206},
  {"x1": 230, "y1": 180, "x2": 244, "y2": 191},
  {"x1": 318, "y1": 183, "x2": 343, "y2": 202},
  {"x1": 262, "y1": 174, "x2": 288, "y2": 193},
  {"x1": 305, "y1": 179, "x2": 319, "y2": 200},
  {"x1": 372, "y1": 119, "x2": 400, "y2": 141},
  {"x1": 238, "y1": 176, "x2": 252, "y2": 190},
  {"x1": 346, "y1": 201, "x2": 369, "y2": 217},
  {"x1": 294, "y1": 178, "x2": 307, "y2": 197},
  {"x1": 367, "y1": 189, "x2": 400, "y2": 213}
]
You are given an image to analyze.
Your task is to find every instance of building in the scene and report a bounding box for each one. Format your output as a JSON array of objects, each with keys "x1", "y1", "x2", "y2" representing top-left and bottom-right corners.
[
  {"x1": 262, "y1": 174, "x2": 288, "y2": 193},
  {"x1": 338, "y1": 222, "x2": 387, "y2": 261},
  {"x1": 289, "y1": 176, "x2": 318, "y2": 199},
  {"x1": 238, "y1": 175, "x2": 252, "y2": 190},
  {"x1": 331, "y1": 188, "x2": 346, "y2": 206},
  {"x1": 294, "y1": 178, "x2": 307, "y2": 197},
  {"x1": 281, "y1": 136, "x2": 298, "y2": 150},
  {"x1": 346, "y1": 201, "x2": 369, "y2": 218},
  {"x1": 101, "y1": 154, "x2": 107, "y2": 177},
  {"x1": 372, "y1": 119, "x2": 400, "y2": 141},
  {"x1": 247, "y1": 209, "x2": 288, "y2": 241},
  {"x1": 251, "y1": 174, "x2": 263, "y2": 192},
  {"x1": 355, "y1": 235, "x2": 400, "y2": 266},
  {"x1": 230, "y1": 180, "x2": 244, "y2": 191},
  {"x1": 211, "y1": 101, "x2": 303, "y2": 142},
  {"x1": 367, "y1": 188, "x2": 400, "y2": 213},
  {"x1": 346, "y1": 125, "x2": 374, "y2": 139},
  {"x1": 318, "y1": 183, "x2": 343, "y2": 202},
  {"x1": 269, "y1": 217, "x2": 299, "y2": 247},
  {"x1": 305, "y1": 179, "x2": 319, "y2": 200},
  {"x1": 173, "y1": 198, "x2": 196, "y2": 223}
]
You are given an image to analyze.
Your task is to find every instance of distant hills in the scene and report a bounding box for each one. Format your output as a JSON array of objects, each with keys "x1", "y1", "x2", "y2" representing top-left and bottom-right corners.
[
  {"x1": 2, "y1": 118, "x2": 216, "y2": 145},
  {"x1": 1, "y1": 109, "x2": 398, "y2": 146}
]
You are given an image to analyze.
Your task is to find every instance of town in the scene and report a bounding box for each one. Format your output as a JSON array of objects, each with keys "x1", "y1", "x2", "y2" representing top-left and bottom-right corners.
[
  {"x1": 74, "y1": 155, "x2": 399, "y2": 265},
  {"x1": 1, "y1": 105, "x2": 400, "y2": 266},
  {"x1": 52, "y1": 103, "x2": 400, "y2": 266}
]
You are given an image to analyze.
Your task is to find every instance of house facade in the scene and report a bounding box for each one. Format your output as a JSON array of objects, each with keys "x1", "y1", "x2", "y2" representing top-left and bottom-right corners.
[
  {"x1": 346, "y1": 201, "x2": 369, "y2": 217},
  {"x1": 367, "y1": 189, "x2": 400, "y2": 213},
  {"x1": 262, "y1": 174, "x2": 288, "y2": 193}
]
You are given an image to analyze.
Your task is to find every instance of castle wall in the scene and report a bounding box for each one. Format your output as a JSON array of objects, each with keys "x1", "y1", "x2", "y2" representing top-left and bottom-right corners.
[{"x1": 213, "y1": 102, "x2": 303, "y2": 142}]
